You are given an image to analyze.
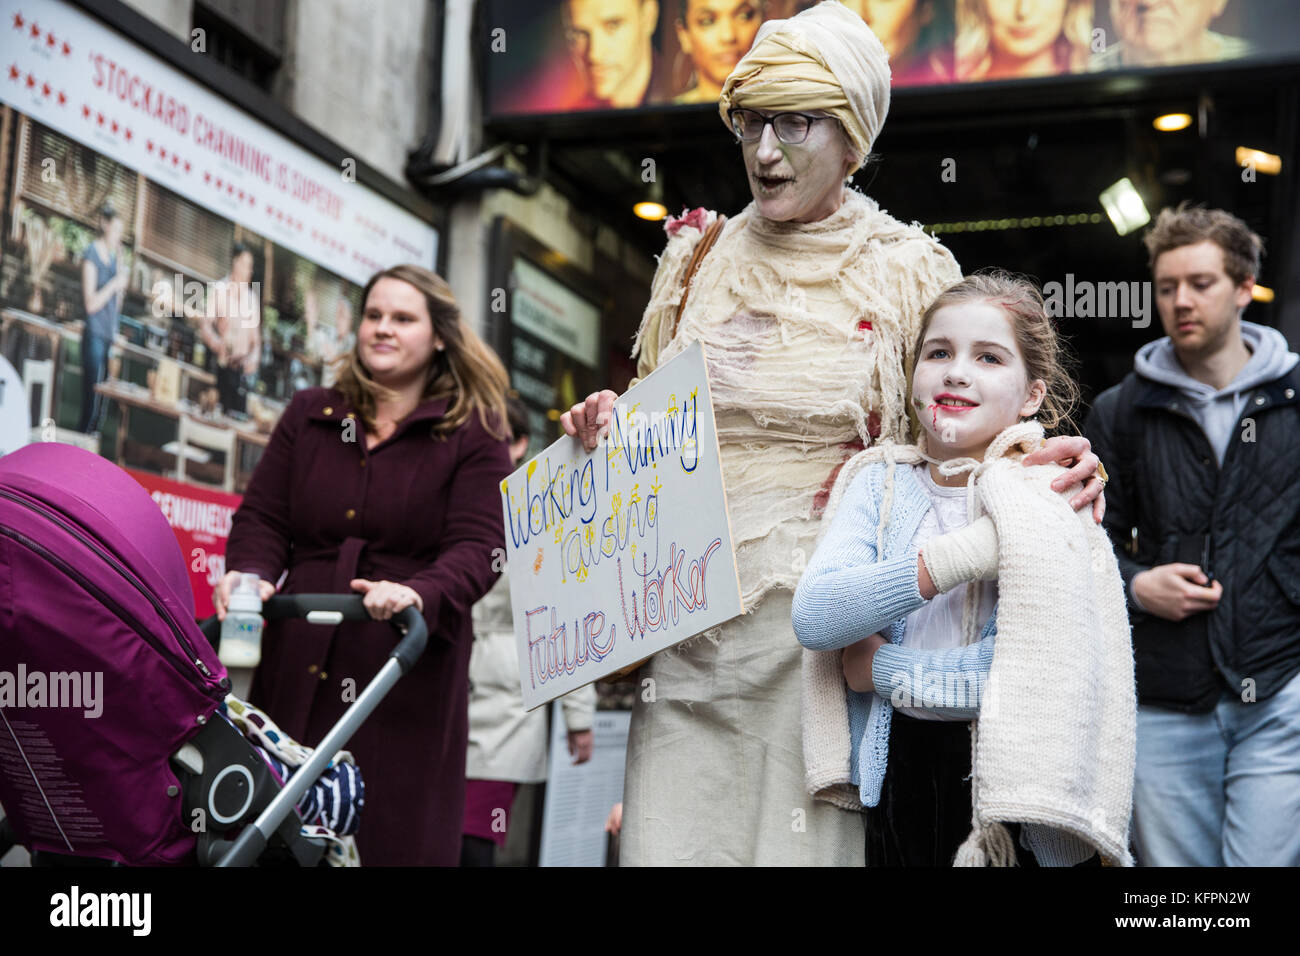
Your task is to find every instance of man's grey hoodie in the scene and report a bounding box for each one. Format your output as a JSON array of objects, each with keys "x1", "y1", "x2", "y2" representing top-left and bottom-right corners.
[{"x1": 1134, "y1": 321, "x2": 1299, "y2": 466}]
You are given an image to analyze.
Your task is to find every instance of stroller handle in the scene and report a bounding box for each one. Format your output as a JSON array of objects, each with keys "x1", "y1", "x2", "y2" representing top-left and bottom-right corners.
[
  {"x1": 200, "y1": 595, "x2": 428, "y2": 675},
  {"x1": 208, "y1": 597, "x2": 428, "y2": 867}
]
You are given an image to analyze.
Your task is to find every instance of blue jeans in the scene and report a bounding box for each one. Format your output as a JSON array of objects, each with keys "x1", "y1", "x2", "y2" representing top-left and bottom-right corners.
[
  {"x1": 1132, "y1": 667, "x2": 1300, "y2": 866},
  {"x1": 79, "y1": 333, "x2": 111, "y2": 433}
]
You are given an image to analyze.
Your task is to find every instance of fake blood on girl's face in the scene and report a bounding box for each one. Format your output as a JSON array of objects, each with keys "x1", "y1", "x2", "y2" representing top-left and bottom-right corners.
[{"x1": 911, "y1": 301, "x2": 1045, "y2": 465}]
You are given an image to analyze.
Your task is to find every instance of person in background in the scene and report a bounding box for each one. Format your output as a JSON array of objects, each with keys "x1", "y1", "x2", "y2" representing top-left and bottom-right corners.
[
  {"x1": 201, "y1": 242, "x2": 262, "y2": 416},
  {"x1": 1084, "y1": 204, "x2": 1300, "y2": 866},
  {"x1": 79, "y1": 203, "x2": 127, "y2": 434},
  {"x1": 956, "y1": 0, "x2": 1093, "y2": 80},
  {"x1": 461, "y1": 396, "x2": 597, "y2": 867},
  {"x1": 673, "y1": 0, "x2": 764, "y2": 104},
  {"x1": 305, "y1": 290, "x2": 356, "y2": 389},
  {"x1": 1090, "y1": 0, "x2": 1250, "y2": 70},
  {"x1": 564, "y1": 0, "x2": 670, "y2": 108},
  {"x1": 215, "y1": 264, "x2": 513, "y2": 865}
]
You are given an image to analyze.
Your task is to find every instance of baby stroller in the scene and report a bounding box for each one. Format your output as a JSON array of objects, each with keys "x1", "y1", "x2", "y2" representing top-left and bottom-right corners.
[{"x1": 0, "y1": 442, "x2": 425, "y2": 866}]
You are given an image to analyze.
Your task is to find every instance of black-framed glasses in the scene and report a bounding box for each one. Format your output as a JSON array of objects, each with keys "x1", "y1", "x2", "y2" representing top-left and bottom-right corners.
[{"x1": 728, "y1": 108, "x2": 827, "y2": 145}]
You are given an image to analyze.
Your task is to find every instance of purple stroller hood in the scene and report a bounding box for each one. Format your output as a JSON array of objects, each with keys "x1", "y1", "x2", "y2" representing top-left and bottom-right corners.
[{"x1": 0, "y1": 443, "x2": 229, "y2": 864}]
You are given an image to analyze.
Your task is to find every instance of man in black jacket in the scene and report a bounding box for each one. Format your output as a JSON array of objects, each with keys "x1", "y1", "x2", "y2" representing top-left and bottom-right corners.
[{"x1": 1085, "y1": 204, "x2": 1300, "y2": 866}]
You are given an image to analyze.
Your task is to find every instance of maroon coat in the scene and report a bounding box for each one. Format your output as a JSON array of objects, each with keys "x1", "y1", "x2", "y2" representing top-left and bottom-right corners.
[{"x1": 225, "y1": 386, "x2": 511, "y2": 865}]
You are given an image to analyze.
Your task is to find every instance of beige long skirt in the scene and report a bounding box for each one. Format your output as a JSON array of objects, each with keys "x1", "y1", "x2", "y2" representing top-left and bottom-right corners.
[{"x1": 619, "y1": 590, "x2": 865, "y2": 866}]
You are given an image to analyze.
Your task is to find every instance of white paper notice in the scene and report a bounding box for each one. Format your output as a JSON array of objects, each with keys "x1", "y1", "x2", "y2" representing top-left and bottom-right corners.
[
  {"x1": 499, "y1": 341, "x2": 744, "y2": 709},
  {"x1": 538, "y1": 705, "x2": 630, "y2": 867}
]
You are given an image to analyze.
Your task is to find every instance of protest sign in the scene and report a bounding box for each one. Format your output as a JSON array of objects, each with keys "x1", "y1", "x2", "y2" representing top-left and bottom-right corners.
[{"x1": 501, "y1": 341, "x2": 743, "y2": 709}]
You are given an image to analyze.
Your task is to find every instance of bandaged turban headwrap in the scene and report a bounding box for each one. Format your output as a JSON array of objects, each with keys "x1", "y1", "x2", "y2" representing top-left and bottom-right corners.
[{"x1": 718, "y1": 0, "x2": 891, "y2": 171}]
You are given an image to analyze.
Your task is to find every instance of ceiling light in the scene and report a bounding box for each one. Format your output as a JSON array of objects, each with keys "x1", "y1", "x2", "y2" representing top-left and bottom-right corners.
[
  {"x1": 1153, "y1": 113, "x2": 1193, "y2": 132},
  {"x1": 634, "y1": 201, "x2": 667, "y2": 221},
  {"x1": 1099, "y1": 178, "x2": 1150, "y2": 236},
  {"x1": 1236, "y1": 147, "x2": 1282, "y2": 176}
]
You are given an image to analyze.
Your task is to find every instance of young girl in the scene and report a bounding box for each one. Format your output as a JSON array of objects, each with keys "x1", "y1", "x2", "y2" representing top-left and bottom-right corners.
[{"x1": 792, "y1": 271, "x2": 1135, "y2": 867}]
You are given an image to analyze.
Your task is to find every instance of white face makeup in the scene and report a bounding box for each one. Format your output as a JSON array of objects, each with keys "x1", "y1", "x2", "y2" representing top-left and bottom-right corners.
[
  {"x1": 911, "y1": 301, "x2": 1046, "y2": 460},
  {"x1": 740, "y1": 109, "x2": 855, "y2": 223}
]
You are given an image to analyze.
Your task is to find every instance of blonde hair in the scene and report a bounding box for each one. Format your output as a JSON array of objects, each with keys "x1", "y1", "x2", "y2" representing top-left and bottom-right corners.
[
  {"x1": 333, "y1": 264, "x2": 509, "y2": 441},
  {"x1": 955, "y1": 0, "x2": 1093, "y2": 80},
  {"x1": 908, "y1": 269, "x2": 1080, "y2": 437}
]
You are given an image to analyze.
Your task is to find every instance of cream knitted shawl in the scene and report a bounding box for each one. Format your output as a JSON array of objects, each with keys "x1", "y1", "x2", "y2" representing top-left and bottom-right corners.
[
  {"x1": 632, "y1": 189, "x2": 961, "y2": 611},
  {"x1": 801, "y1": 422, "x2": 1137, "y2": 866}
]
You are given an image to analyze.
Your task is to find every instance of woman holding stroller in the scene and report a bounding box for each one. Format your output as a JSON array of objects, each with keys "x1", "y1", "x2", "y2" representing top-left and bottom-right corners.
[{"x1": 214, "y1": 264, "x2": 513, "y2": 866}]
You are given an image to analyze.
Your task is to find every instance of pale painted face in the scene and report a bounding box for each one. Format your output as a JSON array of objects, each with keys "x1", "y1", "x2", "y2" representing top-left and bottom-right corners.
[
  {"x1": 741, "y1": 109, "x2": 855, "y2": 223},
  {"x1": 1153, "y1": 239, "x2": 1253, "y2": 360},
  {"x1": 677, "y1": 0, "x2": 762, "y2": 91},
  {"x1": 565, "y1": 0, "x2": 659, "y2": 103},
  {"x1": 358, "y1": 277, "x2": 442, "y2": 389},
  {"x1": 1110, "y1": 0, "x2": 1228, "y2": 58},
  {"x1": 911, "y1": 301, "x2": 1046, "y2": 460},
  {"x1": 986, "y1": 0, "x2": 1068, "y2": 62}
]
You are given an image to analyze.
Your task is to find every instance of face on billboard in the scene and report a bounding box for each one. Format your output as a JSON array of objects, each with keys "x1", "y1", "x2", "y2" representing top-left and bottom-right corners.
[
  {"x1": 857, "y1": 0, "x2": 924, "y2": 58},
  {"x1": 230, "y1": 250, "x2": 255, "y2": 283},
  {"x1": 100, "y1": 214, "x2": 124, "y2": 248},
  {"x1": 986, "y1": 0, "x2": 1069, "y2": 62},
  {"x1": 1110, "y1": 0, "x2": 1229, "y2": 58},
  {"x1": 564, "y1": 0, "x2": 660, "y2": 105},
  {"x1": 676, "y1": 0, "x2": 762, "y2": 92}
]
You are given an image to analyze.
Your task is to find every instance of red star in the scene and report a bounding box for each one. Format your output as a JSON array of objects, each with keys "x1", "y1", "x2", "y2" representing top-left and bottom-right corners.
[
  {"x1": 62, "y1": 41, "x2": 70, "y2": 56},
  {"x1": 183, "y1": 160, "x2": 191, "y2": 173},
  {"x1": 171, "y1": 154, "x2": 179, "y2": 167},
  {"x1": 110, "y1": 119, "x2": 118, "y2": 133},
  {"x1": 297, "y1": 221, "x2": 303, "y2": 231},
  {"x1": 45, "y1": 32, "x2": 55, "y2": 48},
  {"x1": 247, "y1": 194, "x2": 255, "y2": 206},
  {"x1": 96, "y1": 111, "x2": 104, "y2": 126},
  {"x1": 265, "y1": 204, "x2": 272, "y2": 215},
  {"x1": 214, "y1": 177, "x2": 222, "y2": 189},
  {"x1": 8, "y1": 64, "x2": 18, "y2": 80},
  {"x1": 57, "y1": 90, "x2": 66, "y2": 106},
  {"x1": 41, "y1": 82, "x2": 49, "y2": 97},
  {"x1": 29, "y1": 23, "x2": 40, "y2": 39},
  {"x1": 203, "y1": 171, "x2": 211, "y2": 183},
  {"x1": 25, "y1": 73, "x2": 34, "y2": 88},
  {"x1": 122, "y1": 126, "x2": 130, "y2": 140},
  {"x1": 237, "y1": 189, "x2": 244, "y2": 201},
  {"x1": 13, "y1": 13, "x2": 23, "y2": 30},
  {"x1": 226, "y1": 183, "x2": 233, "y2": 195},
  {"x1": 147, "y1": 140, "x2": 155, "y2": 153},
  {"x1": 158, "y1": 147, "x2": 167, "y2": 160}
]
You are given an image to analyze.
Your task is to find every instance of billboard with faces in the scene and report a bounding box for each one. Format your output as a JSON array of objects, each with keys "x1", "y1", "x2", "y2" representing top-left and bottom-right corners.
[{"x1": 485, "y1": 0, "x2": 1300, "y2": 118}]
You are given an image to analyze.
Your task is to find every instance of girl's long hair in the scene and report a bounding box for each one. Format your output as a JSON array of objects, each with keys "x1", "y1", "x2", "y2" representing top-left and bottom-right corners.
[
  {"x1": 908, "y1": 270, "x2": 1081, "y2": 439},
  {"x1": 955, "y1": 0, "x2": 1093, "y2": 80},
  {"x1": 333, "y1": 264, "x2": 509, "y2": 441}
]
